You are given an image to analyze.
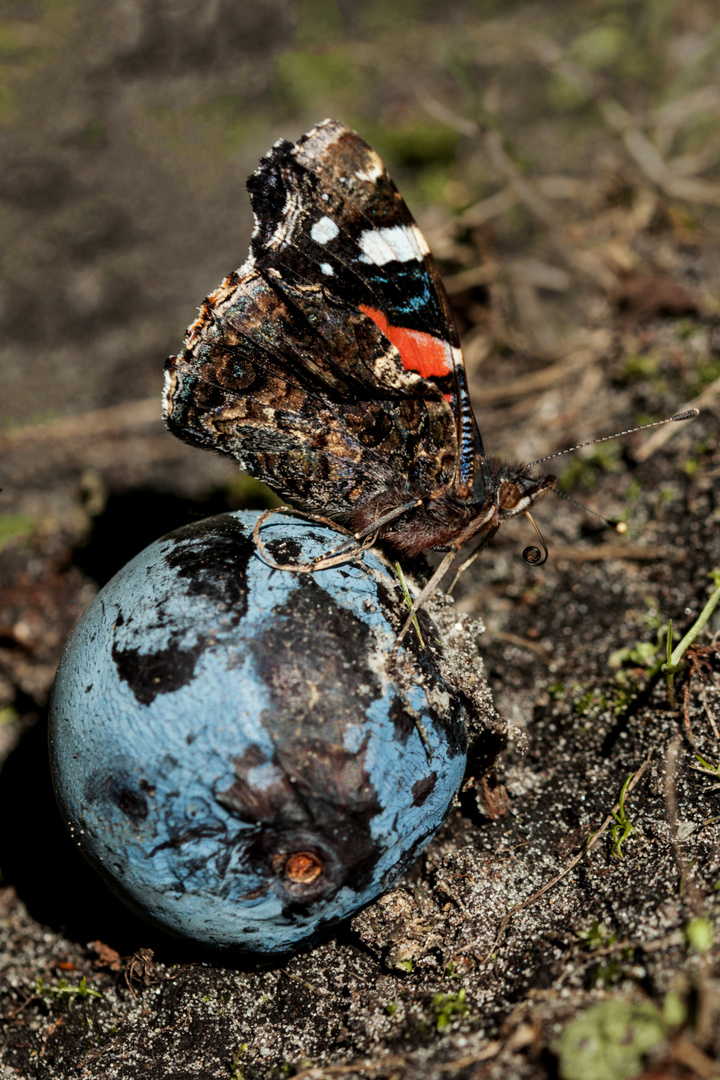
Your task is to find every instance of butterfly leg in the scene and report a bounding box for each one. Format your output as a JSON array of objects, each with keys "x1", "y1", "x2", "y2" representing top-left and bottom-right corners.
[
  {"x1": 252, "y1": 507, "x2": 358, "y2": 572},
  {"x1": 446, "y1": 547, "x2": 483, "y2": 595}
]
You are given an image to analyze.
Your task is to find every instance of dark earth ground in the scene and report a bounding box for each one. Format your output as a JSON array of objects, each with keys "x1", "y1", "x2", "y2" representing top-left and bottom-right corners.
[{"x1": 1, "y1": 1, "x2": 719, "y2": 1078}]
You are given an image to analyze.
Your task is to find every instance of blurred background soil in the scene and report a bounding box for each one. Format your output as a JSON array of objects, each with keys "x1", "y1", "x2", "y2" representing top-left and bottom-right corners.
[{"x1": 0, "y1": 1, "x2": 719, "y2": 1078}]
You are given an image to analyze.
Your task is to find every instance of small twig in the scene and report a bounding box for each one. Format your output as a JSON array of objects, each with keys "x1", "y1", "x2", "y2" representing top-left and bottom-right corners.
[
  {"x1": 283, "y1": 971, "x2": 329, "y2": 998},
  {"x1": 469, "y1": 348, "x2": 591, "y2": 406},
  {"x1": 490, "y1": 631, "x2": 553, "y2": 664},
  {"x1": 290, "y1": 1040, "x2": 501, "y2": 1080},
  {"x1": 473, "y1": 751, "x2": 654, "y2": 962},
  {"x1": 702, "y1": 693, "x2": 720, "y2": 741},
  {"x1": 671, "y1": 1037, "x2": 719, "y2": 1079},
  {"x1": 583, "y1": 930, "x2": 684, "y2": 958},
  {"x1": 291, "y1": 1055, "x2": 409, "y2": 1080},
  {"x1": 636, "y1": 377, "x2": 718, "y2": 462}
]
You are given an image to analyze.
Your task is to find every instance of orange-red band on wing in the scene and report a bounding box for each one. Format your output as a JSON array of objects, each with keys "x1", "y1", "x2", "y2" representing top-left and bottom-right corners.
[{"x1": 360, "y1": 305, "x2": 452, "y2": 379}]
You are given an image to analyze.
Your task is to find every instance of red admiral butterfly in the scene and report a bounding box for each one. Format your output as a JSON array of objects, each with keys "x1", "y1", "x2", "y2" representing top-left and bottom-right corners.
[{"x1": 163, "y1": 120, "x2": 558, "y2": 584}]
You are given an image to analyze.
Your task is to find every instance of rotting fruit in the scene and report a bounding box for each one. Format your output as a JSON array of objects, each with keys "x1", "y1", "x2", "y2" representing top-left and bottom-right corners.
[{"x1": 50, "y1": 511, "x2": 472, "y2": 953}]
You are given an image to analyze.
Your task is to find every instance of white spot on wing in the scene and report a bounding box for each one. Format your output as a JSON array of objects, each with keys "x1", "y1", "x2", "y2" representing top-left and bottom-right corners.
[
  {"x1": 357, "y1": 224, "x2": 429, "y2": 265},
  {"x1": 320, "y1": 262, "x2": 334, "y2": 275},
  {"x1": 311, "y1": 216, "x2": 340, "y2": 244},
  {"x1": 354, "y1": 153, "x2": 385, "y2": 183}
]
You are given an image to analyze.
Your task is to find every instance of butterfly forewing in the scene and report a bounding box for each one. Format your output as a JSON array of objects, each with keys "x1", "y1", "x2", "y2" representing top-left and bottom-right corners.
[{"x1": 250, "y1": 122, "x2": 484, "y2": 468}]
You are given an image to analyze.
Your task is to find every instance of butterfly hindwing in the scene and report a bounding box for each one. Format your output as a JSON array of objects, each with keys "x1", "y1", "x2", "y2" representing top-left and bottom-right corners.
[{"x1": 164, "y1": 268, "x2": 458, "y2": 513}]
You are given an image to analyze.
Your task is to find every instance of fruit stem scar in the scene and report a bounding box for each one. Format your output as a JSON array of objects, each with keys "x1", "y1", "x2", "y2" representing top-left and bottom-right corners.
[{"x1": 283, "y1": 851, "x2": 324, "y2": 884}]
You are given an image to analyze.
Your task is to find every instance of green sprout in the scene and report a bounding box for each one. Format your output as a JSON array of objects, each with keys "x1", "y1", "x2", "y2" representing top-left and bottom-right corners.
[
  {"x1": 35, "y1": 975, "x2": 102, "y2": 1008},
  {"x1": 662, "y1": 569, "x2": 720, "y2": 707},
  {"x1": 229, "y1": 1045, "x2": 250, "y2": 1080},
  {"x1": 0, "y1": 512, "x2": 36, "y2": 551},
  {"x1": 432, "y1": 988, "x2": 469, "y2": 1031},
  {"x1": 577, "y1": 920, "x2": 617, "y2": 950},
  {"x1": 395, "y1": 562, "x2": 424, "y2": 647},
  {"x1": 684, "y1": 916, "x2": 714, "y2": 952},
  {"x1": 611, "y1": 775, "x2": 634, "y2": 858},
  {"x1": 690, "y1": 755, "x2": 720, "y2": 788}
]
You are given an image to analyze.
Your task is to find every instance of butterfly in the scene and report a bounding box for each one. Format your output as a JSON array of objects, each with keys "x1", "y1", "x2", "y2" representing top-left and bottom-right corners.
[{"x1": 163, "y1": 119, "x2": 557, "y2": 601}]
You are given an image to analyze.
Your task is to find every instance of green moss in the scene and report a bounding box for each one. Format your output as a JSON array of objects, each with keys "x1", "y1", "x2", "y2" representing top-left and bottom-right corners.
[
  {"x1": 373, "y1": 122, "x2": 460, "y2": 170},
  {"x1": 622, "y1": 353, "x2": 660, "y2": 382},
  {"x1": 567, "y1": 25, "x2": 628, "y2": 71},
  {"x1": 545, "y1": 70, "x2": 594, "y2": 112},
  {"x1": 558, "y1": 999, "x2": 665, "y2": 1080},
  {"x1": 0, "y1": 21, "x2": 36, "y2": 53},
  {"x1": 575, "y1": 688, "x2": 606, "y2": 716},
  {"x1": 557, "y1": 444, "x2": 621, "y2": 494},
  {"x1": 78, "y1": 119, "x2": 106, "y2": 149},
  {"x1": 223, "y1": 473, "x2": 284, "y2": 511},
  {"x1": 577, "y1": 920, "x2": 617, "y2": 950},
  {"x1": 689, "y1": 357, "x2": 720, "y2": 396},
  {"x1": 662, "y1": 989, "x2": 687, "y2": 1028},
  {"x1": 432, "y1": 988, "x2": 468, "y2": 1032},
  {"x1": 684, "y1": 917, "x2": 713, "y2": 952},
  {"x1": 0, "y1": 513, "x2": 36, "y2": 551},
  {"x1": 608, "y1": 639, "x2": 662, "y2": 670},
  {"x1": 191, "y1": 96, "x2": 272, "y2": 159}
]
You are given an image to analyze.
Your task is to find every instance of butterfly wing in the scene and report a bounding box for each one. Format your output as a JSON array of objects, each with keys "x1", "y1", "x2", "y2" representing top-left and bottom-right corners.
[{"x1": 164, "y1": 120, "x2": 483, "y2": 515}]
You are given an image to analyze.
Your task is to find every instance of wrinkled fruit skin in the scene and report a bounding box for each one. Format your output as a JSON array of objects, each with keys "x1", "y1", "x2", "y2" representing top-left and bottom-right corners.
[{"x1": 50, "y1": 511, "x2": 468, "y2": 953}]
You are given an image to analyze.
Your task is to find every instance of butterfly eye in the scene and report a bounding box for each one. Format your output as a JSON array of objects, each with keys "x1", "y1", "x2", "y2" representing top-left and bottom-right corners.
[{"x1": 498, "y1": 481, "x2": 521, "y2": 510}]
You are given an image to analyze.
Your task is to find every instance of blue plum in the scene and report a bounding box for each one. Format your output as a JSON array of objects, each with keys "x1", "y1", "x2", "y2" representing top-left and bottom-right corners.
[{"x1": 50, "y1": 511, "x2": 469, "y2": 953}]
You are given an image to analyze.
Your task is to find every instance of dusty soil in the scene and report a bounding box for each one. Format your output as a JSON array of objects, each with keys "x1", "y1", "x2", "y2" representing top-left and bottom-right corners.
[{"x1": 1, "y1": 2, "x2": 719, "y2": 1078}]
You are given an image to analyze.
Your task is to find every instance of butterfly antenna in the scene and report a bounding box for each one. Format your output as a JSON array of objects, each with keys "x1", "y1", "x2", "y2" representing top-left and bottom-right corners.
[
  {"x1": 552, "y1": 488, "x2": 629, "y2": 534},
  {"x1": 528, "y1": 410, "x2": 699, "y2": 467}
]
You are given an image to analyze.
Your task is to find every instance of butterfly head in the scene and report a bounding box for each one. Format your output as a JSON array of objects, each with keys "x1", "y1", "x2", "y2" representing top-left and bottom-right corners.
[{"x1": 477, "y1": 457, "x2": 556, "y2": 524}]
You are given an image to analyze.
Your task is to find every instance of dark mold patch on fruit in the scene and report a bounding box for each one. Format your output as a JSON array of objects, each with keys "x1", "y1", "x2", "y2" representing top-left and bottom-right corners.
[
  {"x1": 263, "y1": 534, "x2": 303, "y2": 563},
  {"x1": 83, "y1": 768, "x2": 151, "y2": 826},
  {"x1": 411, "y1": 773, "x2": 437, "y2": 806},
  {"x1": 252, "y1": 577, "x2": 380, "y2": 729},
  {"x1": 162, "y1": 513, "x2": 254, "y2": 622},
  {"x1": 111, "y1": 635, "x2": 207, "y2": 705},
  {"x1": 115, "y1": 786, "x2": 150, "y2": 822}
]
